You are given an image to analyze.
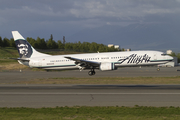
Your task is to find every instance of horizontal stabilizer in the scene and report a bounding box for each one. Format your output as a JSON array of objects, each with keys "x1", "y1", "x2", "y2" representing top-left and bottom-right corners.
[{"x1": 10, "y1": 58, "x2": 30, "y2": 61}]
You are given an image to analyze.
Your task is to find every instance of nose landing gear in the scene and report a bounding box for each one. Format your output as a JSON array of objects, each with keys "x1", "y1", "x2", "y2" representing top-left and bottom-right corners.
[{"x1": 157, "y1": 68, "x2": 160, "y2": 71}]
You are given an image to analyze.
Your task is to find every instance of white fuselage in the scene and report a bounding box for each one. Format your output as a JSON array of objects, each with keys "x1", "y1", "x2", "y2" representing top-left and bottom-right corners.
[{"x1": 24, "y1": 50, "x2": 173, "y2": 70}]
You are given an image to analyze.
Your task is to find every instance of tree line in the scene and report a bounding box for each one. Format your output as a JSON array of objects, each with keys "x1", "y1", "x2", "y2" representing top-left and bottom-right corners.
[
  {"x1": 169, "y1": 52, "x2": 180, "y2": 63},
  {"x1": 0, "y1": 36, "x2": 121, "y2": 52}
]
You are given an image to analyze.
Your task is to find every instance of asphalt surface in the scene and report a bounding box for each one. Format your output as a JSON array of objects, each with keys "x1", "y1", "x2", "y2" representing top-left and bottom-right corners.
[
  {"x1": 1, "y1": 67, "x2": 180, "y2": 107},
  {"x1": 0, "y1": 85, "x2": 180, "y2": 107},
  {"x1": 0, "y1": 67, "x2": 180, "y2": 84}
]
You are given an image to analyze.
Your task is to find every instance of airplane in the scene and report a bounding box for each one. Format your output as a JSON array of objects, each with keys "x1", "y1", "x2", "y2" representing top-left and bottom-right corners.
[{"x1": 12, "y1": 31, "x2": 173, "y2": 76}]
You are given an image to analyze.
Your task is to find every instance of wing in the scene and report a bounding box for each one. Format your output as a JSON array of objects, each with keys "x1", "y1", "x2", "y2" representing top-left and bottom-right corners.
[{"x1": 64, "y1": 56, "x2": 100, "y2": 68}]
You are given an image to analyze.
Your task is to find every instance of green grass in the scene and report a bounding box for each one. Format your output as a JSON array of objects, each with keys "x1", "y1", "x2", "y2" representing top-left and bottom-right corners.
[
  {"x1": 0, "y1": 47, "x2": 19, "y2": 58},
  {"x1": 1, "y1": 106, "x2": 180, "y2": 120},
  {"x1": 0, "y1": 59, "x2": 17, "y2": 64},
  {"x1": 0, "y1": 47, "x2": 19, "y2": 65}
]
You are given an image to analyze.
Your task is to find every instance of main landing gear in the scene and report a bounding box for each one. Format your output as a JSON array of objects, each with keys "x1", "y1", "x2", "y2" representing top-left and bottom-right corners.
[{"x1": 88, "y1": 68, "x2": 96, "y2": 76}]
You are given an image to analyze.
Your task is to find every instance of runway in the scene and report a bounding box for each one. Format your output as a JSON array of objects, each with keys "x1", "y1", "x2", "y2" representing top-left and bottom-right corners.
[
  {"x1": 1, "y1": 67, "x2": 180, "y2": 107},
  {"x1": 0, "y1": 85, "x2": 180, "y2": 107},
  {"x1": 0, "y1": 67, "x2": 180, "y2": 84}
]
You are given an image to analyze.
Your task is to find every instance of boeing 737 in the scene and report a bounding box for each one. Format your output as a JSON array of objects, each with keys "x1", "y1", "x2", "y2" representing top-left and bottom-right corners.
[{"x1": 12, "y1": 31, "x2": 173, "y2": 76}]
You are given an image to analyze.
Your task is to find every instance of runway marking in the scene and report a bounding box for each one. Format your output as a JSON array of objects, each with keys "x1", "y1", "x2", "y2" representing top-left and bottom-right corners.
[{"x1": 0, "y1": 93, "x2": 180, "y2": 95}]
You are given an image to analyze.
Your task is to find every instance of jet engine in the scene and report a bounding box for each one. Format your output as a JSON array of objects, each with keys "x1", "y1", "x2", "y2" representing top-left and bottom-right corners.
[{"x1": 100, "y1": 62, "x2": 117, "y2": 71}]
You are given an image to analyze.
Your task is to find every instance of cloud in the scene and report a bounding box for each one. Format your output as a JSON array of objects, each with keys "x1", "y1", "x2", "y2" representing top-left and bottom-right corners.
[
  {"x1": 1, "y1": 0, "x2": 180, "y2": 23},
  {"x1": 0, "y1": 0, "x2": 180, "y2": 40}
]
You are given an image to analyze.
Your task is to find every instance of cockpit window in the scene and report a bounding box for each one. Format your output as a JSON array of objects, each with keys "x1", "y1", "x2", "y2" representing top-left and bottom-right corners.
[{"x1": 161, "y1": 53, "x2": 167, "y2": 56}]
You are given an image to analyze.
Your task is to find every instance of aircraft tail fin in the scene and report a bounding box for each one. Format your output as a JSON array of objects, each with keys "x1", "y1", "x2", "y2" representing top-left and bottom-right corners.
[{"x1": 12, "y1": 31, "x2": 50, "y2": 58}]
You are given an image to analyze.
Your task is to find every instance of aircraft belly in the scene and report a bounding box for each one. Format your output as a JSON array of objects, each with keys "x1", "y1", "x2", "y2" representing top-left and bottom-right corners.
[
  {"x1": 115, "y1": 62, "x2": 159, "y2": 67},
  {"x1": 43, "y1": 66, "x2": 78, "y2": 70}
]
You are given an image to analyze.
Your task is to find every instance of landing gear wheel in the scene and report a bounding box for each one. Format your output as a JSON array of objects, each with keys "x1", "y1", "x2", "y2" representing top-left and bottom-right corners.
[
  {"x1": 88, "y1": 70, "x2": 96, "y2": 76},
  {"x1": 157, "y1": 68, "x2": 160, "y2": 71},
  {"x1": 88, "y1": 71, "x2": 93, "y2": 76}
]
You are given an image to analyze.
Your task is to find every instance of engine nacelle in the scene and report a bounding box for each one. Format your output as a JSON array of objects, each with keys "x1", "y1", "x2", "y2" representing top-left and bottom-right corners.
[{"x1": 100, "y1": 62, "x2": 117, "y2": 71}]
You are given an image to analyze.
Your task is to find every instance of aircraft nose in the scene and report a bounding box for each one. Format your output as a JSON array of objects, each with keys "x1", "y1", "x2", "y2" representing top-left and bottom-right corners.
[{"x1": 168, "y1": 55, "x2": 174, "y2": 61}]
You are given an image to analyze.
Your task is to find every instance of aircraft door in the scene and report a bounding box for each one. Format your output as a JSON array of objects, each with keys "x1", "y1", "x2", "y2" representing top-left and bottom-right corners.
[
  {"x1": 154, "y1": 53, "x2": 157, "y2": 60},
  {"x1": 38, "y1": 59, "x2": 42, "y2": 66}
]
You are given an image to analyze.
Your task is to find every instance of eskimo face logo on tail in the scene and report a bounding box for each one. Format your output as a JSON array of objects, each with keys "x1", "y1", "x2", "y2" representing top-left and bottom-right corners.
[
  {"x1": 118, "y1": 54, "x2": 151, "y2": 64},
  {"x1": 18, "y1": 44, "x2": 28, "y2": 56},
  {"x1": 15, "y1": 40, "x2": 32, "y2": 58}
]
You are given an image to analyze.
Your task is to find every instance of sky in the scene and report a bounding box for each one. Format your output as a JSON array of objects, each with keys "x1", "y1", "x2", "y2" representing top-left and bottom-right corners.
[{"x1": 1, "y1": 0, "x2": 180, "y2": 49}]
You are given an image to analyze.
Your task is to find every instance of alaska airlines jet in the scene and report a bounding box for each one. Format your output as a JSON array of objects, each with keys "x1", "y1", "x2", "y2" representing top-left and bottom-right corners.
[{"x1": 12, "y1": 31, "x2": 173, "y2": 76}]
